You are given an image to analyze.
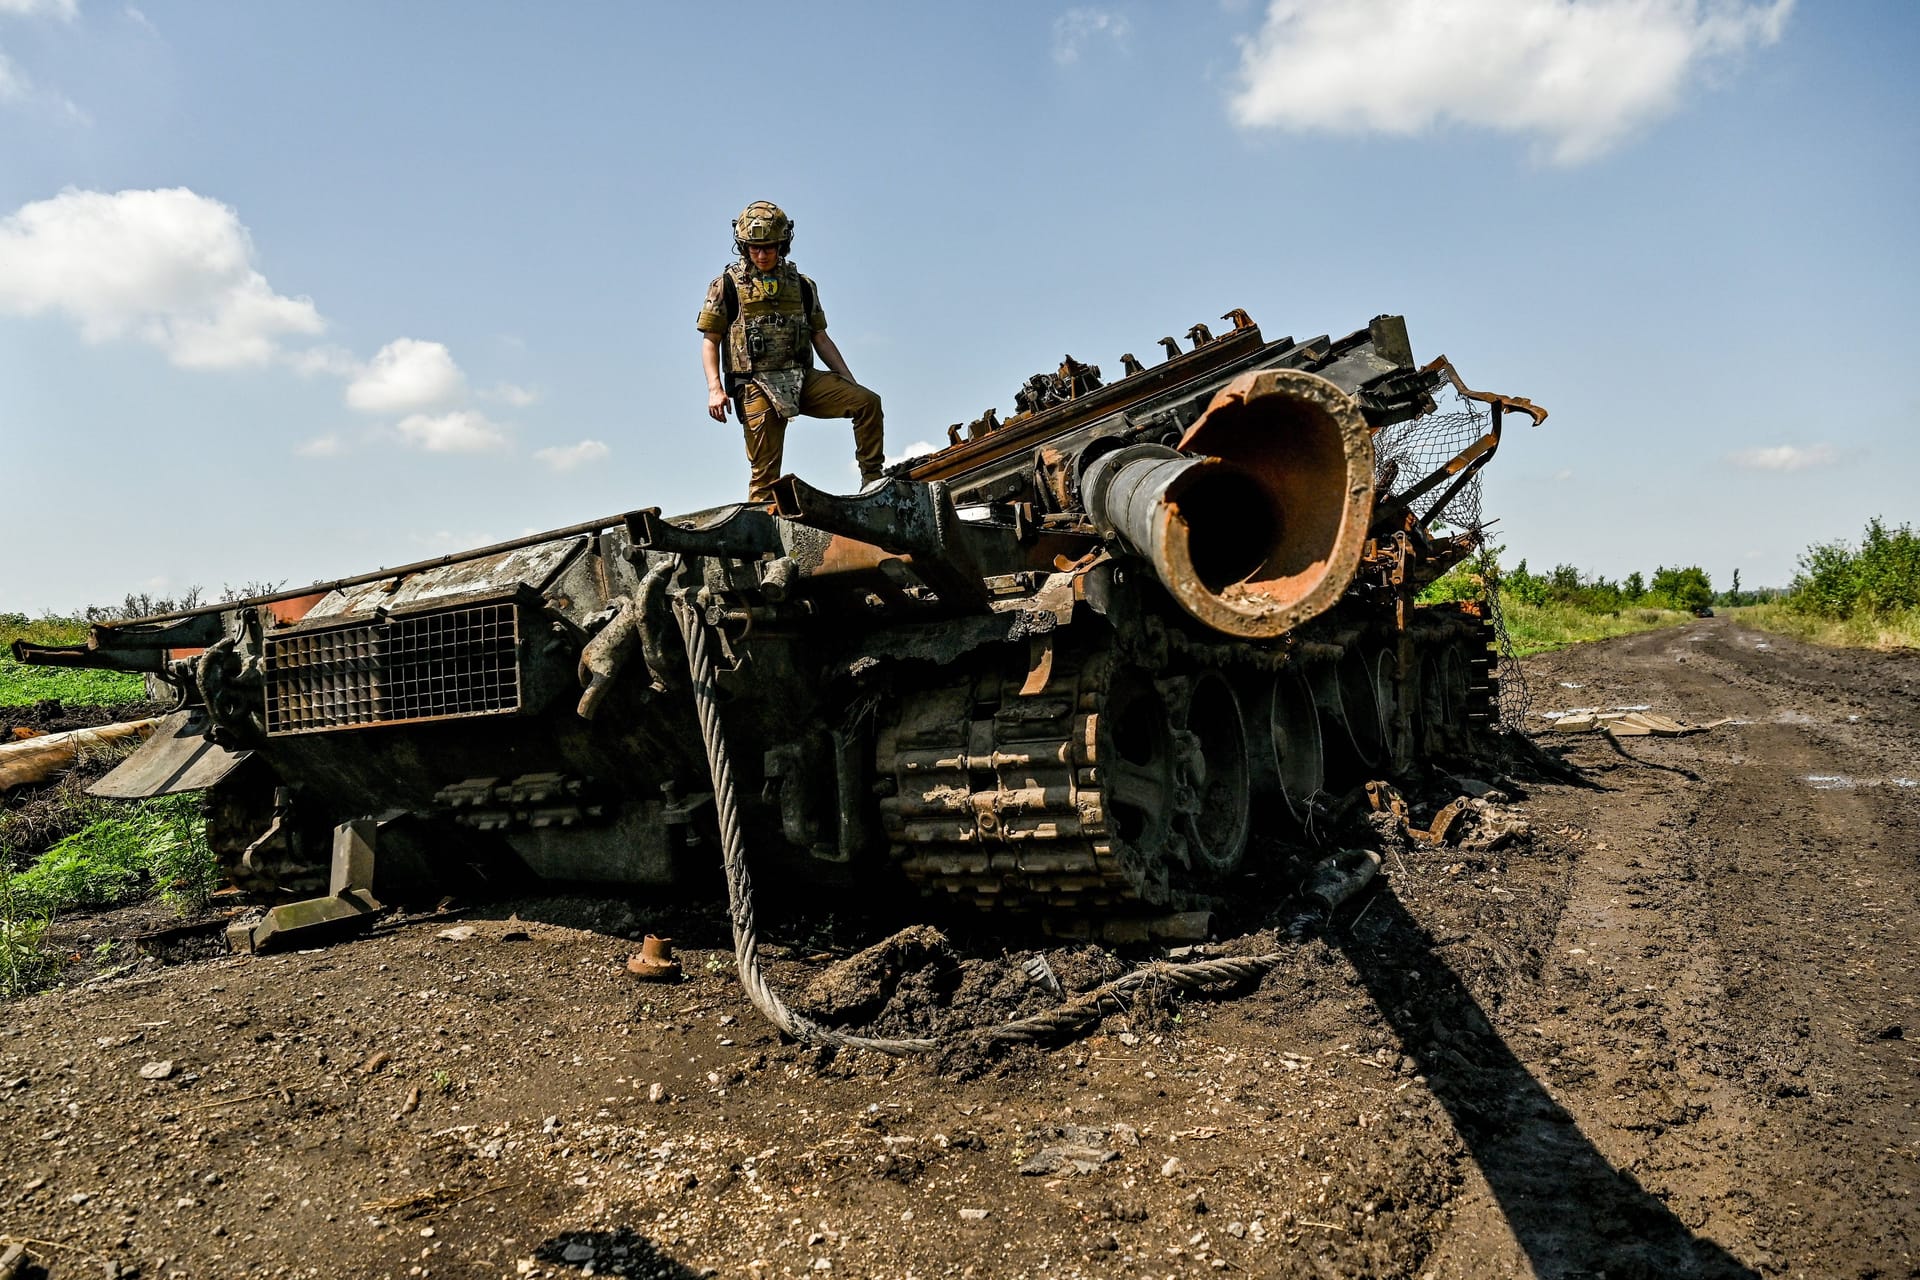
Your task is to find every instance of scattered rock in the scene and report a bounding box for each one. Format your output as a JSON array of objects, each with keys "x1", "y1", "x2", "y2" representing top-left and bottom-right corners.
[
  {"x1": 562, "y1": 1242, "x2": 593, "y2": 1264},
  {"x1": 435, "y1": 926, "x2": 477, "y2": 942},
  {"x1": 138, "y1": 1061, "x2": 174, "y2": 1081},
  {"x1": 1161, "y1": 1157, "x2": 1186, "y2": 1178},
  {"x1": 647, "y1": 1082, "x2": 667, "y2": 1104},
  {"x1": 957, "y1": 1208, "x2": 989, "y2": 1221}
]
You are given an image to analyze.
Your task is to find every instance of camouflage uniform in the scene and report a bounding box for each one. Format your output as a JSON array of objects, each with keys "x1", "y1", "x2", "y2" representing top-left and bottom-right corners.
[{"x1": 697, "y1": 252, "x2": 885, "y2": 503}]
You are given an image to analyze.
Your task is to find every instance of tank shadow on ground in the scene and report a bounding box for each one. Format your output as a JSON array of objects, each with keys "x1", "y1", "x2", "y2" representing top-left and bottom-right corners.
[{"x1": 1335, "y1": 888, "x2": 1757, "y2": 1279}]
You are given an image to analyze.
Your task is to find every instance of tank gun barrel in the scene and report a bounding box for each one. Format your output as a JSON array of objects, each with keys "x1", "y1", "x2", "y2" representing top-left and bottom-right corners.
[{"x1": 1080, "y1": 368, "x2": 1375, "y2": 639}]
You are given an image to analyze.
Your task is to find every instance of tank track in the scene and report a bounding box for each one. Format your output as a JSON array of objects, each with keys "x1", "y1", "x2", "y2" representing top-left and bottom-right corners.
[
  {"x1": 875, "y1": 609, "x2": 1501, "y2": 919},
  {"x1": 875, "y1": 646, "x2": 1184, "y2": 915},
  {"x1": 1464, "y1": 604, "x2": 1501, "y2": 730}
]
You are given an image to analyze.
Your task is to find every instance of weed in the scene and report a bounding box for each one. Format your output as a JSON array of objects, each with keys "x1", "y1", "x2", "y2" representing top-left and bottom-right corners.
[
  {"x1": 3, "y1": 792, "x2": 216, "y2": 920},
  {"x1": 432, "y1": 1068, "x2": 454, "y2": 1095},
  {"x1": 1732, "y1": 602, "x2": 1920, "y2": 651},
  {"x1": 0, "y1": 767, "x2": 108, "y2": 875},
  {"x1": 0, "y1": 875, "x2": 52, "y2": 998},
  {"x1": 1499, "y1": 599, "x2": 1692, "y2": 657}
]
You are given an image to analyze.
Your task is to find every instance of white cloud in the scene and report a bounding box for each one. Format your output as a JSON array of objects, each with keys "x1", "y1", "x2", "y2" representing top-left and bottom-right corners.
[
  {"x1": 887, "y1": 440, "x2": 940, "y2": 466},
  {"x1": 295, "y1": 433, "x2": 347, "y2": 458},
  {"x1": 532, "y1": 439, "x2": 609, "y2": 472},
  {"x1": 0, "y1": 187, "x2": 326, "y2": 367},
  {"x1": 347, "y1": 338, "x2": 466, "y2": 414},
  {"x1": 485, "y1": 381, "x2": 538, "y2": 407},
  {"x1": 286, "y1": 344, "x2": 358, "y2": 378},
  {"x1": 0, "y1": 50, "x2": 25, "y2": 102},
  {"x1": 411, "y1": 528, "x2": 498, "y2": 553},
  {"x1": 1, "y1": 0, "x2": 85, "y2": 119},
  {"x1": 1552, "y1": 467, "x2": 1574, "y2": 481},
  {"x1": 1053, "y1": 7, "x2": 1130, "y2": 64},
  {"x1": 395, "y1": 410, "x2": 509, "y2": 454},
  {"x1": 1, "y1": 185, "x2": 524, "y2": 462},
  {"x1": 1728, "y1": 443, "x2": 1835, "y2": 472},
  {"x1": 1229, "y1": 0, "x2": 1793, "y2": 164},
  {"x1": 0, "y1": 0, "x2": 79, "y2": 18},
  {"x1": 0, "y1": 52, "x2": 85, "y2": 120}
]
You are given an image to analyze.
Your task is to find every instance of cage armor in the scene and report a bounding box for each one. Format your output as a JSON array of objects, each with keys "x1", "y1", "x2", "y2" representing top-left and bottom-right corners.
[{"x1": 722, "y1": 259, "x2": 817, "y2": 417}]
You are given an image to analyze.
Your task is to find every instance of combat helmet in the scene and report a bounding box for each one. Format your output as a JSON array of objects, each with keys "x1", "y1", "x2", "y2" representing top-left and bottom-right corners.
[{"x1": 733, "y1": 200, "x2": 794, "y2": 255}]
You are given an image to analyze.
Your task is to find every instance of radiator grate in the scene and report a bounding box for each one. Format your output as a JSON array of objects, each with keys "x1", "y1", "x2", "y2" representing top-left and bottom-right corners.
[{"x1": 263, "y1": 602, "x2": 521, "y2": 735}]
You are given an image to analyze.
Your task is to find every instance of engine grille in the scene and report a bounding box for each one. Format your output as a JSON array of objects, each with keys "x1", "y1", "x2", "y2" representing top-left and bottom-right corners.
[{"x1": 263, "y1": 602, "x2": 521, "y2": 735}]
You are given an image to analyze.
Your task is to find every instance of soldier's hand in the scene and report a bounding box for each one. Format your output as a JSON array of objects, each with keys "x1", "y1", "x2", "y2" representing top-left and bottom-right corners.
[{"x1": 707, "y1": 386, "x2": 730, "y2": 422}]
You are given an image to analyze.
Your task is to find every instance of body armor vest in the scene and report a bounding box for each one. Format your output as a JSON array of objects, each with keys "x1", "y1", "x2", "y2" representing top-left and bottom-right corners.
[{"x1": 726, "y1": 260, "x2": 814, "y2": 376}]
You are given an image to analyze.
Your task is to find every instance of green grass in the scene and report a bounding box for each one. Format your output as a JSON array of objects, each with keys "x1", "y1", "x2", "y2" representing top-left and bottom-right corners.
[
  {"x1": 0, "y1": 879, "x2": 52, "y2": 998},
  {"x1": 4, "y1": 792, "x2": 216, "y2": 918},
  {"x1": 0, "y1": 791, "x2": 218, "y2": 998},
  {"x1": 0, "y1": 613, "x2": 146, "y2": 708},
  {"x1": 1730, "y1": 602, "x2": 1920, "y2": 651},
  {"x1": 1500, "y1": 600, "x2": 1695, "y2": 657}
]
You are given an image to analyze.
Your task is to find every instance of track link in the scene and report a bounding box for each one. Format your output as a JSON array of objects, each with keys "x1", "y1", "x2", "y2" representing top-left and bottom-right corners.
[{"x1": 876, "y1": 647, "x2": 1178, "y2": 914}]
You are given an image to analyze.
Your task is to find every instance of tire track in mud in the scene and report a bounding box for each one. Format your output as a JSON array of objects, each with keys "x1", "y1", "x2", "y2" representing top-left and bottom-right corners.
[{"x1": 1477, "y1": 618, "x2": 1920, "y2": 1278}]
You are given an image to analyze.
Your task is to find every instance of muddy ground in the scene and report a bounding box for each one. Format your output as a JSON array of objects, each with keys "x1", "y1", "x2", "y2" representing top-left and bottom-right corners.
[{"x1": 2, "y1": 616, "x2": 1915, "y2": 1279}]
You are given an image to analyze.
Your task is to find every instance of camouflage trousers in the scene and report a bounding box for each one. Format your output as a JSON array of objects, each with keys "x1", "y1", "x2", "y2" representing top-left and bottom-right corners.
[{"x1": 740, "y1": 369, "x2": 885, "y2": 503}]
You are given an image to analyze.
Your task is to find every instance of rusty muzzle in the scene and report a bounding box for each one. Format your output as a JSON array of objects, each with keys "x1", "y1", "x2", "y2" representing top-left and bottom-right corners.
[{"x1": 1080, "y1": 369, "x2": 1374, "y2": 639}]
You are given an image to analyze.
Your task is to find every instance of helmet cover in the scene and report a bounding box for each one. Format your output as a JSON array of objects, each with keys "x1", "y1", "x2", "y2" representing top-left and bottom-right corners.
[{"x1": 734, "y1": 200, "x2": 794, "y2": 249}]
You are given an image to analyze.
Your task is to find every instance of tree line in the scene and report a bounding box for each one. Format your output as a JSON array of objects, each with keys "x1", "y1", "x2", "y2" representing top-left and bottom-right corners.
[{"x1": 1425, "y1": 516, "x2": 1916, "y2": 621}]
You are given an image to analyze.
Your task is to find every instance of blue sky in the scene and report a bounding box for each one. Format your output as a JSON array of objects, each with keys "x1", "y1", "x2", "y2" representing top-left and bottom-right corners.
[{"x1": 2, "y1": 0, "x2": 1914, "y2": 613}]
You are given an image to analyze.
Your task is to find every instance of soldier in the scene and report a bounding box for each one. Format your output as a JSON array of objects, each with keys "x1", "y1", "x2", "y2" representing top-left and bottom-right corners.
[{"x1": 698, "y1": 200, "x2": 885, "y2": 502}]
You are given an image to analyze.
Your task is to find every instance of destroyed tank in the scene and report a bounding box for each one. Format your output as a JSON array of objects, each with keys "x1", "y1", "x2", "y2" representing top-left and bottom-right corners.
[{"x1": 17, "y1": 310, "x2": 1543, "y2": 947}]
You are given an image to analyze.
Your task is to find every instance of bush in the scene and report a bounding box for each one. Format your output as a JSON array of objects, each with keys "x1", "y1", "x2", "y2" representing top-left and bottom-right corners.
[
  {"x1": 1417, "y1": 546, "x2": 1693, "y2": 655},
  {"x1": 1790, "y1": 518, "x2": 1920, "y2": 620},
  {"x1": 1647, "y1": 565, "x2": 1714, "y2": 613}
]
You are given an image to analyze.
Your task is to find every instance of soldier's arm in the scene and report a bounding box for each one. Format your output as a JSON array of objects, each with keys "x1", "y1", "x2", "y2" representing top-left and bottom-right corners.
[
  {"x1": 702, "y1": 334, "x2": 729, "y2": 422},
  {"x1": 812, "y1": 331, "x2": 855, "y2": 383}
]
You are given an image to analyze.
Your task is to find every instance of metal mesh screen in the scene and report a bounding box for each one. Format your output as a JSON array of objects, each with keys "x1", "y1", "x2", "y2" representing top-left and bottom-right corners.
[
  {"x1": 264, "y1": 602, "x2": 521, "y2": 735},
  {"x1": 1374, "y1": 390, "x2": 1531, "y2": 727},
  {"x1": 1372, "y1": 390, "x2": 1486, "y2": 533}
]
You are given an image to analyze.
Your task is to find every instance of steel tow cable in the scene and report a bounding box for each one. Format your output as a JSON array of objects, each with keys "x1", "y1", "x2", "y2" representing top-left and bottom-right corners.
[{"x1": 671, "y1": 596, "x2": 1376, "y2": 1057}]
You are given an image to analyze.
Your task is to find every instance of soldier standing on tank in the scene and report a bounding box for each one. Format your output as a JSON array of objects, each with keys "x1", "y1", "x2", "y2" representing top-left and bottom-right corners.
[{"x1": 698, "y1": 201, "x2": 885, "y2": 503}]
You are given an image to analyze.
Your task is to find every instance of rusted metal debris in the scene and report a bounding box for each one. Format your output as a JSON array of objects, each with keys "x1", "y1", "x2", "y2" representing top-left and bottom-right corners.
[
  {"x1": 625, "y1": 935, "x2": 682, "y2": 982},
  {"x1": 1366, "y1": 781, "x2": 1471, "y2": 846}
]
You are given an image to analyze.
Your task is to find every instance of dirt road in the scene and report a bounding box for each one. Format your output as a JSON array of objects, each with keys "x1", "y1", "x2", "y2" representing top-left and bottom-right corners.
[{"x1": 2, "y1": 616, "x2": 1915, "y2": 1279}]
